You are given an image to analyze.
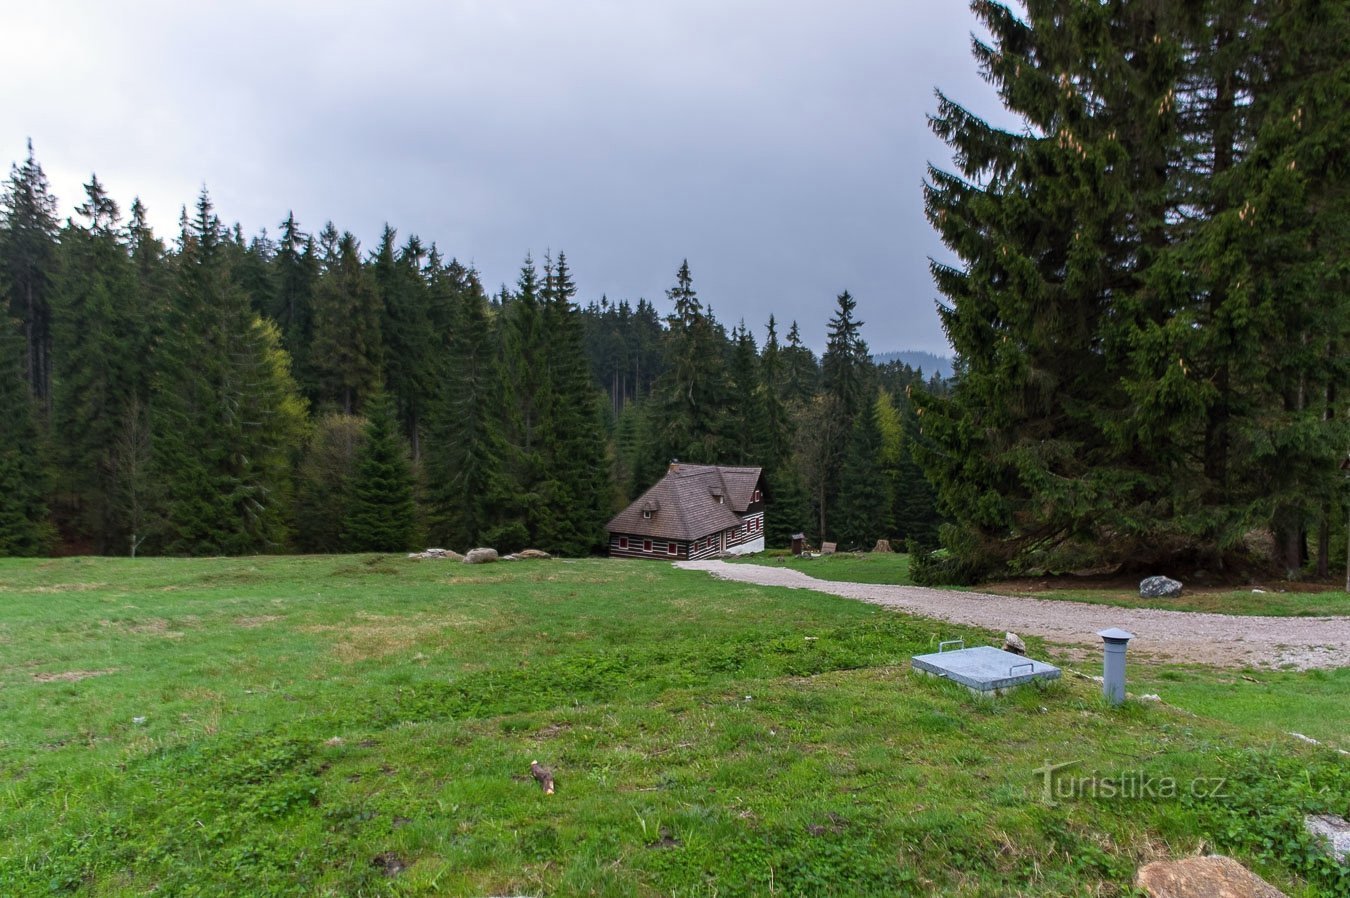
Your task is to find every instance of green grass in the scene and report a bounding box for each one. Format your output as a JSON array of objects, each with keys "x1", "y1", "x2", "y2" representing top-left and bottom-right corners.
[
  {"x1": 1130, "y1": 665, "x2": 1350, "y2": 749},
  {"x1": 999, "y1": 586, "x2": 1350, "y2": 618},
  {"x1": 734, "y1": 552, "x2": 1349, "y2": 617},
  {"x1": 731, "y1": 550, "x2": 913, "y2": 584},
  {"x1": 0, "y1": 555, "x2": 1346, "y2": 897}
]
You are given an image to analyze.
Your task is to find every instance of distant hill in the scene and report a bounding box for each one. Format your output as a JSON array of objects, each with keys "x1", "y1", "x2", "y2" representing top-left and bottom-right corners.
[{"x1": 872, "y1": 350, "x2": 953, "y2": 379}]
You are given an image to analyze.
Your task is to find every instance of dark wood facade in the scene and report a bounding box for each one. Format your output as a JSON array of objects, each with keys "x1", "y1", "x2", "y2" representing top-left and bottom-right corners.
[{"x1": 606, "y1": 464, "x2": 766, "y2": 560}]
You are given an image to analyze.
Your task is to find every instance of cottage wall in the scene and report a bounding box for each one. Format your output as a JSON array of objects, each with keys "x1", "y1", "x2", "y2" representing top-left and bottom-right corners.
[
  {"x1": 723, "y1": 510, "x2": 765, "y2": 555},
  {"x1": 607, "y1": 534, "x2": 689, "y2": 560}
]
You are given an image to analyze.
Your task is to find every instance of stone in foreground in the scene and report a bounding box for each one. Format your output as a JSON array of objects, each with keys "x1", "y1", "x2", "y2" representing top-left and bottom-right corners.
[
  {"x1": 464, "y1": 548, "x2": 499, "y2": 564},
  {"x1": 911, "y1": 644, "x2": 1059, "y2": 696},
  {"x1": 1140, "y1": 575, "x2": 1183, "y2": 598},
  {"x1": 1305, "y1": 813, "x2": 1350, "y2": 863},
  {"x1": 1135, "y1": 855, "x2": 1286, "y2": 898}
]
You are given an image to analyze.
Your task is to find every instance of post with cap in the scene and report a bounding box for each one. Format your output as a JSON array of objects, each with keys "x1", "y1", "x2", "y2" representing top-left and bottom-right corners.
[{"x1": 1097, "y1": 628, "x2": 1134, "y2": 706}]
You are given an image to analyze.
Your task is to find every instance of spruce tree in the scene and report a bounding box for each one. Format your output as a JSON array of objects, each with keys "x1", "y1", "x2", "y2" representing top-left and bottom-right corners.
[
  {"x1": 425, "y1": 271, "x2": 507, "y2": 549},
  {"x1": 273, "y1": 213, "x2": 319, "y2": 398},
  {"x1": 372, "y1": 227, "x2": 435, "y2": 457},
  {"x1": 498, "y1": 255, "x2": 550, "y2": 541},
  {"x1": 151, "y1": 190, "x2": 307, "y2": 555},
  {"x1": 643, "y1": 260, "x2": 732, "y2": 468},
  {"x1": 780, "y1": 320, "x2": 819, "y2": 405},
  {"x1": 812, "y1": 290, "x2": 873, "y2": 540},
  {"x1": 821, "y1": 291, "x2": 870, "y2": 423},
  {"x1": 915, "y1": 0, "x2": 1191, "y2": 577},
  {"x1": 834, "y1": 400, "x2": 891, "y2": 550},
  {"x1": 294, "y1": 413, "x2": 365, "y2": 553},
  {"x1": 343, "y1": 390, "x2": 416, "y2": 552},
  {"x1": 51, "y1": 175, "x2": 144, "y2": 552},
  {"x1": 535, "y1": 251, "x2": 609, "y2": 555},
  {"x1": 725, "y1": 322, "x2": 767, "y2": 465},
  {"x1": 310, "y1": 232, "x2": 382, "y2": 414},
  {"x1": 0, "y1": 140, "x2": 60, "y2": 409},
  {"x1": 0, "y1": 309, "x2": 53, "y2": 554},
  {"x1": 764, "y1": 467, "x2": 812, "y2": 550},
  {"x1": 759, "y1": 316, "x2": 793, "y2": 470}
]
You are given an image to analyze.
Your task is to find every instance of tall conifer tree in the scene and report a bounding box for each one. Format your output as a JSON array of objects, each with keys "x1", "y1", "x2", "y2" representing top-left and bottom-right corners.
[
  {"x1": 0, "y1": 140, "x2": 59, "y2": 408},
  {"x1": 536, "y1": 251, "x2": 609, "y2": 554},
  {"x1": 151, "y1": 190, "x2": 306, "y2": 555},
  {"x1": 915, "y1": 0, "x2": 1192, "y2": 576},
  {"x1": 52, "y1": 175, "x2": 145, "y2": 551},
  {"x1": 0, "y1": 308, "x2": 52, "y2": 554},
  {"x1": 425, "y1": 273, "x2": 507, "y2": 549},
  {"x1": 311, "y1": 232, "x2": 382, "y2": 414},
  {"x1": 343, "y1": 389, "x2": 416, "y2": 552}
]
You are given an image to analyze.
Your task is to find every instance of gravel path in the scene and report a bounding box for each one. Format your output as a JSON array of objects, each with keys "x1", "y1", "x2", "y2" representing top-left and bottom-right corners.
[{"x1": 675, "y1": 560, "x2": 1350, "y2": 670}]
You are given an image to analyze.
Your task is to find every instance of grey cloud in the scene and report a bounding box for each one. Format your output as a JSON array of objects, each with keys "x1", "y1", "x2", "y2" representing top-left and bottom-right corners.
[{"x1": 3, "y1": 0, "x2": 1009, "y2": 354}]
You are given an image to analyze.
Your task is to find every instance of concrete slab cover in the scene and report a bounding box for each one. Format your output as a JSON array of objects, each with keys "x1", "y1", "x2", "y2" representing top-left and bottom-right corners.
[{"x1": 911, "y1": 645, "x2": 1061, "y2": 693}]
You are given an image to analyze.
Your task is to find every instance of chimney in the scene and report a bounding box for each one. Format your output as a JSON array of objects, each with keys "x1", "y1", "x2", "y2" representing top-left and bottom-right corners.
[{"x1": 669, "y1": 458, "x2": 679, "y2": 472}]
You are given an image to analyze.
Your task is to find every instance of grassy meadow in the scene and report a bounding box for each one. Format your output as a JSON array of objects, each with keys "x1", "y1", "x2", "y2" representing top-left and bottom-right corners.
[{"x1": 1, "y1": 555, "x2": 1346, "y2": 897}]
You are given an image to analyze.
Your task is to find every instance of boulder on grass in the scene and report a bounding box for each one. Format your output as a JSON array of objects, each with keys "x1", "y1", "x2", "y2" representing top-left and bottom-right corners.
[
  {"x1": 1305, "y1": 813, "x2": 1350, "y2": 863},
  {"x1": 1003, "y1": 632, "x2": 1027, "y2": 655},
  {"x1": 1140, "y1": 575, "x2": 1183, "y2": 598},
  {"x1": 1135, "y1": 856, "x2": 1286, "y2": 898},
  {"x1": 516, "y1": 549, "x2": 552, "y2": 560},
  {"x1": 872, "y1": 539, "x2": 893, "y2": 553},
  {"x1": 407, "y1": 548, "x2": 464, "y2": 561},
  {"x1": 464, "y1": 548, "x2": 499, "y2": 564}
]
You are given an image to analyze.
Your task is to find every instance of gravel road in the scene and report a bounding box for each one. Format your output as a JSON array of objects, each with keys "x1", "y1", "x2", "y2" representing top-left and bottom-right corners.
[{"x1": 674, "y1": 560, "x2": 1350, "y2": 670}]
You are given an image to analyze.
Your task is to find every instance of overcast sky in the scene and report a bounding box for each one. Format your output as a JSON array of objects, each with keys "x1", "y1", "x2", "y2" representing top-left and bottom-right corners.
[{"x1": 3, "y1": 1, "x2": 1007, "y2": 355}]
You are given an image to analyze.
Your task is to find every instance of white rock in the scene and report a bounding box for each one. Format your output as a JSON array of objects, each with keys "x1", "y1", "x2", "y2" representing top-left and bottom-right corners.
[
  {"x1": 464, "y1": 547, "x2": 499, "y2": 564},
  {"x1": 1305, "y1": 814, "x2": 1350, "y2": 863}
]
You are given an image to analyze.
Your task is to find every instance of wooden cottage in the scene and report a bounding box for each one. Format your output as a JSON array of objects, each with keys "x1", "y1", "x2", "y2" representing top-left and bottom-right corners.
[{"x1": 607, "y1": 463, "x2": 766, "y2": 560}]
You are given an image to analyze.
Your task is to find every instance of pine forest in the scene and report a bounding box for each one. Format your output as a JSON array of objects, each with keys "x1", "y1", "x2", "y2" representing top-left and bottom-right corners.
[{"x1": 1, "y1": 0, "x2": 1346, "y2": 586}]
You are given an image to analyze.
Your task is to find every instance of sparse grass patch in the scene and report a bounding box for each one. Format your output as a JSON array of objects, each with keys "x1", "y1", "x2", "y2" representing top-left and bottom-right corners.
[
  {"x1": 998, "y1": 586, "x2": 1350, "y2": 618},
  {"x1": 0, "y1": 555, "x2": 1345, "y2": 896}
]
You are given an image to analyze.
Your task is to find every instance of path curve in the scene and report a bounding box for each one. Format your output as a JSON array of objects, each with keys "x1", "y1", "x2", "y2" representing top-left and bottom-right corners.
[{"x1": 675, "y1": 560, "x2": 1350, "y2": 670}]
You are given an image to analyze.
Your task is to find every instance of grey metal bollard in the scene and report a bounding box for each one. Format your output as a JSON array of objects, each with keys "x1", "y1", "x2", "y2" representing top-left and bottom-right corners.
[{"x1": 1097, "y1": 628, "x2": 1134, "y2": 706}]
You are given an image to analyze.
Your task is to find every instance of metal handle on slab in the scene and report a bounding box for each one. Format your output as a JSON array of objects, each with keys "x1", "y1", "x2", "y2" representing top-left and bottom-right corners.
[
  {"x1": 938, "y1": 639, "x2": 965, "y2": 653},
  {"x1": 1009, "y1": 662, "x2": 1035, "y2": 676}
]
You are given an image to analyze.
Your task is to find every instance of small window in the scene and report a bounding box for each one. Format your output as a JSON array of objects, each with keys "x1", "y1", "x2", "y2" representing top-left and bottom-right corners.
[
  {"x1": 642, "y1": 510, "x2": 652, "y2": 520},
  {"x1": 753, "y1": 489, "x2": 761, "y2": 503},
  {"x1": 618, "y1": 537, "x2": 628, "y2": 550},
  {"x1": 644, "y1": 540, "x2": 653, "y2": 552},
  {"x1": 668, "y1": 543, "x2": 678, "y2": 556}
]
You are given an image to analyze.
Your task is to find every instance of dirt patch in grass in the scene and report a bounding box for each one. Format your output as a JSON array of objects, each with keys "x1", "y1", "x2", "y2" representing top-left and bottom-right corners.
[
  {"x1": 370, "y1": 851, "x2": 407, "y2": 876},
  {"x1": 102, "y1": 617, "x2": 192, "y2": 638},
  {"x1": 235, "y1": 615, "x2": 282, "y2": 628},
  {"x1": 0, "y1": 582, "x2": 109, "y2": 594},
  {"x1": 32, "y1": 669, "x2": 116, "y2": 684},
  {"x1": 303, "y1": 612, "x2": 480, "y2": 662}
]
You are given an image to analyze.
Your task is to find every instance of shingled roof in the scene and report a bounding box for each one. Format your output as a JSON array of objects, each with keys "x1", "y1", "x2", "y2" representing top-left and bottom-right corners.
[{"x1": 606, "y1": 464, "x2": 763, "y2": 541}]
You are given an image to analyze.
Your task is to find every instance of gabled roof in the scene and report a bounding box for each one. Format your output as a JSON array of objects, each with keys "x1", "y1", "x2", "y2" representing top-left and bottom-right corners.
[{"x1": 607, "y1": 464, "x2": 763, "y2": 541}]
